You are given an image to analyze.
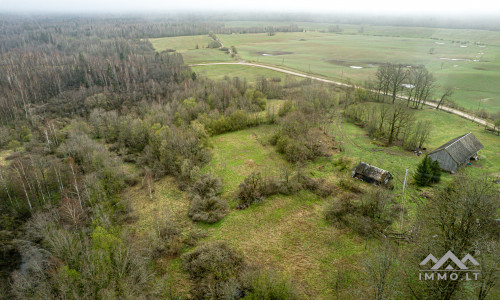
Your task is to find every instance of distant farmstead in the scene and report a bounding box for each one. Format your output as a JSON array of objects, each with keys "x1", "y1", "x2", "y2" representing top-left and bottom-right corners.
[
  {"x1": 428, "y1": 132, "x2": 484, "y2": 173},
  {"x1": 351, "y1": 162, "x2": 392, "y2": 185}
]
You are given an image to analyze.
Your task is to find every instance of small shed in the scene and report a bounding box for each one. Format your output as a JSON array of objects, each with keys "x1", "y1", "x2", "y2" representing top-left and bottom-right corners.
[
  {"x1": 428, "y1": 132, "x2": 484, "y2": 173},
  {"x1": 351, "y1": 162, "x2": 392, "y2": 185}
]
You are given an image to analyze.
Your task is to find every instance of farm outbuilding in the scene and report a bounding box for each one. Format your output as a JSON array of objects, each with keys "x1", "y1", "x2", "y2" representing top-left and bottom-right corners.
[
  {"x1": 428, "y1": 132, "x2": 484, "y2": 173},
  {"x1": 351, "y1": 162, "x2": 392, "y2": 185}
]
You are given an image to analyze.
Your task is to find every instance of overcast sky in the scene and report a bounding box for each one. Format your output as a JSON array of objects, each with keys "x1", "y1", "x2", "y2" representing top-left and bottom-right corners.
[{"x1": 0, "y1": 0, "x2": 499, "y2": 15}]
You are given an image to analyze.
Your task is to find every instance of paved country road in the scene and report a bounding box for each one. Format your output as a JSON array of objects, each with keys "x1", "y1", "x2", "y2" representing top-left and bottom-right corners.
[{"x1": 190, "y1": 62, "x2": 494, "y2": 128}]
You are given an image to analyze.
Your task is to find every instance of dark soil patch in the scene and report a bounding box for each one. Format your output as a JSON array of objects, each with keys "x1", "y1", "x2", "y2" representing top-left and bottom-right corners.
[
  {"x1": 473, "y1": 67, "x2": 488, "y2": 71},
  {"x1": 327, "y1": 60, "x2": 380, "y2": 68}
]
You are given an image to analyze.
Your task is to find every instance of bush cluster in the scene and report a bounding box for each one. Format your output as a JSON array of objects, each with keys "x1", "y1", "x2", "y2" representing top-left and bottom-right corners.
[
  {"x1": 182, "y1": 241, "x2": 247, "y2": 299},
  {"x1": 237, "y1": 171, "x2": 335, "y2": 209},
  {"x1": 182, "y1": 241, "x2": 299, "y2": 299},
  {"x1": 270, "y1": 111, "x2": 333, "y2": 163},
  {"x1": 325, "y1": 189, "x2": 399, "y2": 237},
  {"x1": 188, "y1": 174, "x2": 228, "y2": 223}
]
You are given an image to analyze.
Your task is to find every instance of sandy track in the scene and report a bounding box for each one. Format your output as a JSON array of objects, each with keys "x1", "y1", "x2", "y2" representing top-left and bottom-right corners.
[{"x1": 190, "y1": 62, "x2": 494, "y2": 128}]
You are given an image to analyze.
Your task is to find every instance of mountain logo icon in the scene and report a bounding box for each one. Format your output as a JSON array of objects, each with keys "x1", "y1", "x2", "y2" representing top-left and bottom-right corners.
[{"x1": 420, "y1": 251, "x2": 479, "y2": 270}]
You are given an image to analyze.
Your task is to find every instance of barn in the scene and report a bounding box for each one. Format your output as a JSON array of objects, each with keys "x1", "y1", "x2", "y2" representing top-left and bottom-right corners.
[
  {"x1": 428, "y1": 132, "x2": 484, "y2": 173},
  {"x1": 351, "y1": 162, "x2": 392, "y2": 185}
]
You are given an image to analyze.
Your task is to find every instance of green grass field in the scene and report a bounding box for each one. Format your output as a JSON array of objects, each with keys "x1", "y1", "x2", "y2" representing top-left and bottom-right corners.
[
  {"x1": 126, "y1": 124, "x2": 370, "y2": 299},
  {"x1": 151, "y1": 26, "x2": 500, "y2": 114},
  {"x1": 219, "y1": 31, "x2": 500, "y2": 113},
  {"x1": 123, "y1": 99, "x2": 499, "y2": 298},
  {"x1": 191, "y1": 64, "x2": 295, "y2": 82}
]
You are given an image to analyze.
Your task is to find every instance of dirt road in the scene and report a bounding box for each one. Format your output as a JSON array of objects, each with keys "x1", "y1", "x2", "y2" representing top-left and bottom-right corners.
[{"x1": 190, "y1": 62, "x2": 494, "y2": 128}]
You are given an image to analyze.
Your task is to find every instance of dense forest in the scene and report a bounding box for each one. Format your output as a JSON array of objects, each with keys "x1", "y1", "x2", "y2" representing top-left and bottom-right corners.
[{"x1": 0, "y1": 15, "x2": 498, "y2": 299}]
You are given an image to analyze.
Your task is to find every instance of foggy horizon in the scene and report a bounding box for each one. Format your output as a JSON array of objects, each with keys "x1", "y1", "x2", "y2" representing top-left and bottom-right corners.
[{"x1": 1, "y1": 0, "x2": 499, "y2": 17}]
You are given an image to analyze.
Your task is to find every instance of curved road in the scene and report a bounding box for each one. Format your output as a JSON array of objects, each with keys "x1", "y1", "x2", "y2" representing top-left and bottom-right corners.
[{"x1": 190, "y1": 62, "x2": 493, "y2": 128}]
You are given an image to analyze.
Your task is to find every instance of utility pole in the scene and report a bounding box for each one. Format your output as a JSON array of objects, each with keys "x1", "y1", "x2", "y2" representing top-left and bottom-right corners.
[{"x1": 400, "y1": 169, "x2": 409, "y2": 232}]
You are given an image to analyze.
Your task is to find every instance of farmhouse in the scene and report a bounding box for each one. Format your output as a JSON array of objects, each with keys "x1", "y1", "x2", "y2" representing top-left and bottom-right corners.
[
  {"x1": 428, "y1": 132, "x2": 484, "y2": 173},
  {"x1": 351, "y1": 162, "x2": 392, "y2": 185}
]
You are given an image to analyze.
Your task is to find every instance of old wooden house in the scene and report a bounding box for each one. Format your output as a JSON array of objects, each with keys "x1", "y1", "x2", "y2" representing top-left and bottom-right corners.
[
  {"x1": 428, "y1": 132, "x2": 484, "y2": 173},
  {"x1": 351, "y1": 162, "x2": 392, "y2": 185}
]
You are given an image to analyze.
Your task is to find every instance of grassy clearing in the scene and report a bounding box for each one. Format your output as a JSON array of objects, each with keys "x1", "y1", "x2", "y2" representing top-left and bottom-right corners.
[
  {"x1": 150, "y1": 35, "x2": 234, "y2": 64},
  {"x1": 200, "y1": 191, "x2": 368, "y2": 299},
  {"x1": 201, "y1": 125, "x2": 368, "y2": 298},
  {"x1": 204, "y1": 124, "x2": 287, "y2": 196},
  {"x1": 191, "y1": 64, "x2": 296, "y2": 82},
  {"x1": 150, "y1": 35, "x2": 214, "y2": 51},
  {"x1": 124, "y1": 124, "x2": 370, "y2": 298}
]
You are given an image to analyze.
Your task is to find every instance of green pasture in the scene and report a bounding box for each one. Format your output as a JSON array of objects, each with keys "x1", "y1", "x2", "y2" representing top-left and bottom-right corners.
[
  {"x1": 150, "y1": 27, "x2": 500, "y2": 113},
  {"x1": 219, "y1": 31, "x2": 500, "y2": 113}
]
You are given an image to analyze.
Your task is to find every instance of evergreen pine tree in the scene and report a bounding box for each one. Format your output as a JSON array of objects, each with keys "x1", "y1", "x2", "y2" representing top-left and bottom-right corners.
[
  {"x1": 430, "y1": 159, "x2": 441, "y2": 184},
  {"x1": 414, "y1": 155, "x2": 432, "y2": 186}
]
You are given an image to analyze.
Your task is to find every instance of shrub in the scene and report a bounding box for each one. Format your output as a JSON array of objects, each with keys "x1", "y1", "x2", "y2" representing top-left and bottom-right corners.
[
  {"x1": 188, "y1": 195, "x2": 228, "y2": 224},
  {"x1": 359, "y1": 189, "x2": 395, "y2": 223},
  {"x1": 244, "y1": 269, "x2": 298, "y2": 300},
  {"x1": 298, "y1": 173, "x2": 335, "y2": 197},
  {"x1": 278, "y1": 100, "x2": 294, "y2": 117},
  {"x1": 237, "y1": 171, "x2": 334, "y2": 209},
  {"x1": 188, "y1": 174, "x2": 228, "y2": 223},
  {"x1": 190, "y1": 173, "x2": 222, "y2": 198},
  {"x1": 182, "y1": 241, "x2": 246, "y2": 299},
  {"x1": 332, "y1": 157, "x2": 351, "y2": 171},
  {"x1": 338, "y1": 178, "x2": 363, "y2": 194},
  {"x1": 150, "y1": 215, "x2": 183, "y2": 258},
  {"x1": 324, "y1": 194, "x2": 355, "y2": 227},
  {"x1": 236, "y1": 172, "x2": 265, "y2": 209},
  {"x1": 325, "y1": 189, "x2": 397, "y2": 237}
]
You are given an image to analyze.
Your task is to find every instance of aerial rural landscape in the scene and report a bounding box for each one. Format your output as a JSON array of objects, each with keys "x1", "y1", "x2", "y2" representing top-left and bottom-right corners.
[{"x1": 0, "y1": 2, "x2": 499, "y2": 299}]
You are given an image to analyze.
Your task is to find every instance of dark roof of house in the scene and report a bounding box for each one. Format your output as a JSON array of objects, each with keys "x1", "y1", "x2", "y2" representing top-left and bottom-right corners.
[
  {"x1": 352, "y1": 162, "x2": 392, "y2": 183},
  {"x1": 429, "y1": 132, "x2": 484, "y2": 163}
]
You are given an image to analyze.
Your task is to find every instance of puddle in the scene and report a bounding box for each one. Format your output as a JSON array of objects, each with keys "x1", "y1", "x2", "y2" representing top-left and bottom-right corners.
[
  {"x1": 460, "y1": 45, "x2": 468, "y2": 48},
  {"x1": 350, "y1": 66, "x2": 363, "y2": 69},
  {"x1": 401, "y1": 84, "x2": 415, "y2": 88},
  {"x1": 440, "y1": 58, "x2": 470, "y2": 61},
  {"x1": 435, "y1": 42, "x2": 445, "y2": 45}
]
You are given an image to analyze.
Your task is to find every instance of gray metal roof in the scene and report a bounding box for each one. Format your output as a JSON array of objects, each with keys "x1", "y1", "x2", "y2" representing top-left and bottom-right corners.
[{"x1": 429, "y1": 132, "x2": 484, "y2": 164}]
